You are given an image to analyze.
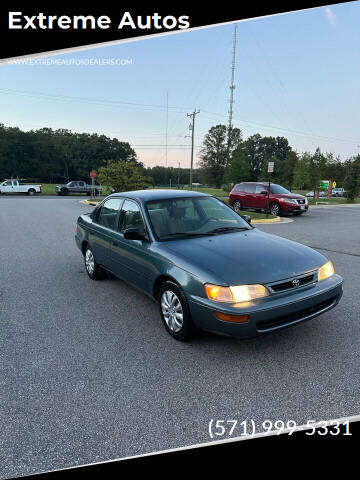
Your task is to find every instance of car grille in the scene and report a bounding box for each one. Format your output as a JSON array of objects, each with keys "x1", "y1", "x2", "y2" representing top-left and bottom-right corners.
[
  {"x1": 297, "y1": 199, "x2": 305, "y2": 204},
  {"x1": 268, "y1": 272, "x2": 317, "y2": 293}
]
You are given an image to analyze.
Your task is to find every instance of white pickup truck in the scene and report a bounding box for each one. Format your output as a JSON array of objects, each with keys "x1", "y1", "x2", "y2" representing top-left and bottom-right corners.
[{"x1": 0, "y1": 180, "x2": 42, "y2": 195}]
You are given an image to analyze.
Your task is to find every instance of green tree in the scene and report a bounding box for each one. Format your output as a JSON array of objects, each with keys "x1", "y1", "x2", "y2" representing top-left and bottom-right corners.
[
  {"x1": 309, "y1": 147, "x2": 327, "y2": 192},
  {"x1": 198, "y1": 124, "x2": 242, "y2": 187},
  {"x1": 97, "y1": 160, "x2": 151, "y2": 192},
  {"x1": 293, "y1": 153, "x2": 311, "y2": 189},
  {"x1": 223, "y1": 146, "x2": 250, "y2": 185},
  {"x1": 344, "y1": 156, "x2": 360, "y2": 201}
]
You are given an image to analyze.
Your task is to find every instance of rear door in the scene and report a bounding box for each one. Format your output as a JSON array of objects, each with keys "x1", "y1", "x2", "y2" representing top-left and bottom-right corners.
[{"x1": 89, "y1": 197, "x2": 123, "y2": 269}]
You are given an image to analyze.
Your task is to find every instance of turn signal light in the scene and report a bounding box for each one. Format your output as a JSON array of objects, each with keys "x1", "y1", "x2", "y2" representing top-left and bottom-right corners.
[{"x1": 214, "y1": 312, "x2": 249, "y2": 323}]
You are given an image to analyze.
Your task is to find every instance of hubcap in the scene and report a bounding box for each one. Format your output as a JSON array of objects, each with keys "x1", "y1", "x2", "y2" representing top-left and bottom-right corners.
[
  {"x1": 161, "y1": 290, "x2": 184, "y2": 333},
  {"x1": 271, "y1": 204, "x2": 279, "y2": 215},
  {"x1": 85, "y1": 249, "x2": 95, "y2": 274}
]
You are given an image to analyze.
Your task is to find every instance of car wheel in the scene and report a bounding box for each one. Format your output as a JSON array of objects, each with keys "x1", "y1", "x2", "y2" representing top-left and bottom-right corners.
[
  {"x1": 270, "y1": 202, "x2": 281, "y2": 216},
  {"x1": 233, "y1": 200, "x2": 242, "y2": 212},
  {"x1": 159, "y1": 281, "x2": 196, "y2": 341},
  {"x1": 61, "y1": 189, "x2": 69, "y2": 196},
  {"x1": 28, "y1": 189, "x2": 36, "y2": 196},
  {"x1": 84, "y1": 246, "x2": 106, "y2": 280}
]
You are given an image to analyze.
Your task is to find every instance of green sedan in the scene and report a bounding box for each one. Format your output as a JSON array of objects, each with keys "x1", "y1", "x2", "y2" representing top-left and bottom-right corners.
[{"x1": 75, "y1": 189, "x2": 343, "y2": 341}]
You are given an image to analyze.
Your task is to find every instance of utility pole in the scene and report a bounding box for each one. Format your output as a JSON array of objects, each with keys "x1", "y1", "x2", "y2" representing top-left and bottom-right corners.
[
  {"x1": 187, "y1": 109, "x2": 200, "y2": 190},
  {"x1": 164, "y1": 91, "x2": 169, "y2": 186},
  {"x1": 227, "y1": 23, "x2": 237, "y2": 158}
]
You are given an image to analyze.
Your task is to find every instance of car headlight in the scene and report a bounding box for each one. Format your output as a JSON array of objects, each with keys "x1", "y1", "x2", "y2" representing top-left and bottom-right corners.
[
  {"x1": 205, "y1": 284, "x2": 269, "y2": 303},
  {"x1": 279, "y1": 198, "x2": 296, "y2": 204},
  {"x1": 318, "y1": 261, "x2": 334, "y2": 281}
]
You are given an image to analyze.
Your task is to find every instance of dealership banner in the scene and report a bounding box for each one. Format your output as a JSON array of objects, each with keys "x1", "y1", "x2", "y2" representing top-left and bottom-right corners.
[{"x1": 0, "y1": 2, "x2": 350, "y2": 60}]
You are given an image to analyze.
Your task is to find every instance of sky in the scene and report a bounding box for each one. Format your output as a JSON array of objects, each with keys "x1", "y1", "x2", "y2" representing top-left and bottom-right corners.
[{"x1": 1, "y1": 2, "x2": 360, "y2": 169}]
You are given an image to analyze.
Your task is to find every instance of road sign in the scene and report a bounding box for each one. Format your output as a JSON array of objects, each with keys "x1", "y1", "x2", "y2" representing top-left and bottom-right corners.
[
  {"x1": 268, "y1": 162, "x2": 274, "y2": 173},
  {"x1": 332, "y1": 181, "x2": 337, "y2": 188},
  {"x1": 90, "y1": 170, "x2": 97, "y2": 179}
]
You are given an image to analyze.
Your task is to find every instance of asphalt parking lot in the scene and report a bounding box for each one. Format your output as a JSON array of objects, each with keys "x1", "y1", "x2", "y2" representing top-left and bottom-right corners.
[{"x1": 0, "y1": 198, "x2": 359, "y2": 478}]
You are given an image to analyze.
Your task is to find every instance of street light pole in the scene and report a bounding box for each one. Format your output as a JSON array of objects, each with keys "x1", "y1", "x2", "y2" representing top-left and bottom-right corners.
[{"x1": 187, "y1": 109, "x2": 200, "y2": 190}]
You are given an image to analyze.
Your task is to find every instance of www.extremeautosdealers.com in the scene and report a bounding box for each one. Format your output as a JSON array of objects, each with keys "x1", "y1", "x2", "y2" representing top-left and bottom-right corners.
[{"x1": 6, "y1": 57, "x2": 134, "y2": 66}]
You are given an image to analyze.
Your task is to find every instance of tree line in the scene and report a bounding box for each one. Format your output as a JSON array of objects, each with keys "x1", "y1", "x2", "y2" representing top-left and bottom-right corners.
[
  {"x1": 1, "y1": 122, "x2": 359, "y2": 199},
  {"x1": 0, "y1": 123, "x2": 138, "y2": 183}
]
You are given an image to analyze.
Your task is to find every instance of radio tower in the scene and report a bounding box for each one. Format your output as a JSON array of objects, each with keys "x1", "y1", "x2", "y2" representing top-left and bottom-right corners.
[{"x1": 227, "y1": 23, "x2": 237, "y2": 157}]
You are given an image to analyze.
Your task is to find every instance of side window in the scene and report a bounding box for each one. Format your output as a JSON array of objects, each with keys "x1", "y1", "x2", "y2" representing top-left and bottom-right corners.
[
  {"x1": 255, "y1": 185, "x2": 267, "y2": 194},
  {"x1": 97, "y1": 198, "x2": 123, "y2": 230},
  {"x1": 246, "y1": 184, "x2": 255, "y2": 193},
  {"x1": 3, "y1": 181, "x2": 12, "y2": 186},
  {"x1": 119, "y1": 200, "x2": 146, "y2": 235},
  {"x1": 69, "y1": 182, "x2": 76, "y2": 187}
]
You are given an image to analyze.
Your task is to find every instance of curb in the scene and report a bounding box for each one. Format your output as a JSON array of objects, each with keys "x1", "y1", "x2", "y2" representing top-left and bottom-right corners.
[
  {"x1": 251, "y1": 216, "x2": 281, "y2": 224},
  {"x1": 311, "y1": 202, "x2": 360, "y2": 208},
  {"x1": 81, "y1": 200, "x2": 99, "y2": 206}
]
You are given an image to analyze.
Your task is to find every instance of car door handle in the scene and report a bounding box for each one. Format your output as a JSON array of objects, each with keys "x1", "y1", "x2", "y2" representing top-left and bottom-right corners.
[{"x1": 112, "y1": 240, "x2": 118, "y2": 247}]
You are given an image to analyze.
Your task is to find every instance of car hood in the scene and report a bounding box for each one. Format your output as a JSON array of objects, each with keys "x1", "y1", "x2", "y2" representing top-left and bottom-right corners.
[
  {"x1": 275, "y1": 193, "x2": 305, "y2": 200},
  {"x1": 162, "y1": 229, "x2": 326, "y2": 285}
]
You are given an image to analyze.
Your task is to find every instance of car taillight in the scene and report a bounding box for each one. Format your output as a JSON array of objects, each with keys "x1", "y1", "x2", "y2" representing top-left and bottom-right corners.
[{"x1": 39, "y1": 185, "x2": 42, "y2": 191}]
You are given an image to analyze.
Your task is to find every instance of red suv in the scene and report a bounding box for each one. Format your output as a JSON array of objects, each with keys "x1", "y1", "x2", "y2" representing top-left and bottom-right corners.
[{"x1": 229, "y1": 182, "x2": 309, "y2": 216}]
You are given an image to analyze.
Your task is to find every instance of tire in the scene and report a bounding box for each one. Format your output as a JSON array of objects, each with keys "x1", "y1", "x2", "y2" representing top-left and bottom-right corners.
[
  {"x1": 28, "y1": 189, "x2": 36, "y2": 196},
  {"x1": 233, "y1": 200, "x2": 242, "y2": 212},
  {"x1": 61, "y1": 189, "x2": 69, "y2": 196},
  {"x1": 84, "y1": 245, "x2": 106, "y2": 280},
  {"x1": 158, "y1": 281, "x2": 196, "y2": 341},
  {"x1": 270, "y1": 202, "x2": 281, "y2": 216}
]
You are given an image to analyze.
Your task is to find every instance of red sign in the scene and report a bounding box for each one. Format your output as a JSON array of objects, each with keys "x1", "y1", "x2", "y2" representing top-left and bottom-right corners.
[{"x1": 90, "y1": 170, "x2": 97, "y2": 178}]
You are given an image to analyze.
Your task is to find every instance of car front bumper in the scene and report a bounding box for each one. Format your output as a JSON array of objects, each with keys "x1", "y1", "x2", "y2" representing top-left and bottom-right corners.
[
  {"x1": 281, "y1": 202, "x2": 308, "y2": 213},
  {"x1": 187, "y1": 274, "x2": 343, "y2": 339}
]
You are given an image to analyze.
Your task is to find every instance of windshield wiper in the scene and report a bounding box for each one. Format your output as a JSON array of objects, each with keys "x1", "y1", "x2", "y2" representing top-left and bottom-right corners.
[
  {"x1": 160, "y1": 231, "x2": 216, "y2": 238},
  {"x1": 207, "y1": 226, "x2": 251, "y2": 234}
]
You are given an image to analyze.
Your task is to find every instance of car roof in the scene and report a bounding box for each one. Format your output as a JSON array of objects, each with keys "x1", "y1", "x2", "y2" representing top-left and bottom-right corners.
[
  {"x1": 237, "y1": 182, "x2": 276, "y2": 185},
  {"x1": 108, "y1": 189, "x2": 210, "y2": 202}
]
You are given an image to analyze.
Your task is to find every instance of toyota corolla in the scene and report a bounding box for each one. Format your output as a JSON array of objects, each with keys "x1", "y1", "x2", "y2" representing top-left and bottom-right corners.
[{"x1": 75, "y1": 190, "x2": 343, "y2": 341}]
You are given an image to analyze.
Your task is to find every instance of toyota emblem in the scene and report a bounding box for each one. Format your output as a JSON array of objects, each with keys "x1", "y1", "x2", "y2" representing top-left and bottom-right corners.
[{"x1": 292, "y1": 279, "x2": 300, "y2": 287}]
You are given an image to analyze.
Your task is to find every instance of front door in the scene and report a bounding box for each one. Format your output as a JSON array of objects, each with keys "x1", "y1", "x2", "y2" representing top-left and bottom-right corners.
[
  {"x1": 110, "y1": 199, "x2": 154, "y2": 292},
  {"x1": 253, "y1": 185, "x2": 268, "y2": 210}
]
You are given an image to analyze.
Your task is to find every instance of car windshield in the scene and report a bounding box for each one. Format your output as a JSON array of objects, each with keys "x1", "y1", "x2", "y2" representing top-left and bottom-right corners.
[
  {"x1": 270, "y1": 184, "x2": 291, "y2": 194},
  {"x1": 146, "y1": 196, "x2": 251, "y2": 239}
]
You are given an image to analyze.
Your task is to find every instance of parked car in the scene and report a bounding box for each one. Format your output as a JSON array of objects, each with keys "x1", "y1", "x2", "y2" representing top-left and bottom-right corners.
[
  {"x1": 306, "y1": 191, "x2": 327, "y2": 198},
  {"x1": 0, "y1": 179, "x2": 42, "y2": 195},
  {"x1": 75, "y1": 189, "x2": 342, "y2": 341},
  {"x1": 56, "y1": 181, "x2": 102, "y2": 196},
  {"x1": 331, "y1": 188, "x2": 346, "y2": 197},
  {"x1": 229, "y1": 182, "x2": 308, "y2": 216}
]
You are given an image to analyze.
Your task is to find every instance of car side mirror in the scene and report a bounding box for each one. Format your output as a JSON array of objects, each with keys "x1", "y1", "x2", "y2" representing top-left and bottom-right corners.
[
  {"x1": 241, "y1": 215, "x2": 252, "y2": 224},
  {"x1": 124, "y1": 228, "x2": 146, "y2": 241},
  {"x1": 261, "y1": 190, "x2": 268, "y2": 195}
]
